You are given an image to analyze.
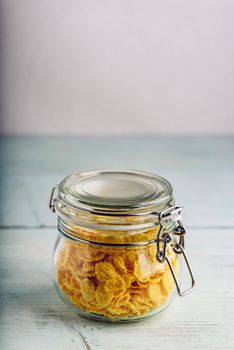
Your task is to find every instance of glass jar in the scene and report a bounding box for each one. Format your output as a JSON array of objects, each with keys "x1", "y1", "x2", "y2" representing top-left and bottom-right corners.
[{"x1": 49, "y1": 170, "x2": 195, "y2": 322}]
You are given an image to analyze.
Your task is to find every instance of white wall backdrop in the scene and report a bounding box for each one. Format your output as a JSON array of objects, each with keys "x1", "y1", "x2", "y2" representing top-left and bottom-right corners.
[{"x1": 1, "y1": 0, "x2": 234, "y2": 135}]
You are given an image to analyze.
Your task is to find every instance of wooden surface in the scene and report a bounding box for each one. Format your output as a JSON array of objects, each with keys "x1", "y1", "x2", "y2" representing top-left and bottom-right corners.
[{"x1": 0, "y1": 136, "x2": 234, "y2": 350}]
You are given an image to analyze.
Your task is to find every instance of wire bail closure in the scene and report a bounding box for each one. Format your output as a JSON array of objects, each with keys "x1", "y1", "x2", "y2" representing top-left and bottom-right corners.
[{"x1": 157, "y1": 205, "x2": 195, "y2": 296}]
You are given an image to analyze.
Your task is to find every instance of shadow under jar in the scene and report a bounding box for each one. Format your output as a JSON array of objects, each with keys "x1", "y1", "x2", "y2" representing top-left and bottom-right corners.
[{"x1": 49, "y1": 170, "x2": 195, "y2": 322}]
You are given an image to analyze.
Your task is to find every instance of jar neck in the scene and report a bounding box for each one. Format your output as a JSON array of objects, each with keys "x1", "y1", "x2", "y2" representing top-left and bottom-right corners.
[
  {"x1": 57, "y1": 212, "x2": 178, "y2": 245},
  {"x1": 57, "y1": 216, "x2": 162, "y2": 245},
  {"x1": 55, "y1": 196, "x2": 177, "y2": 231}
]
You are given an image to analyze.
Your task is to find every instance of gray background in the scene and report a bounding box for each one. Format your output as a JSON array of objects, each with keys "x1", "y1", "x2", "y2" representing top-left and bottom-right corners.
[{"x1": 1, "y1": 0, "x2": 234, "y2": 135}]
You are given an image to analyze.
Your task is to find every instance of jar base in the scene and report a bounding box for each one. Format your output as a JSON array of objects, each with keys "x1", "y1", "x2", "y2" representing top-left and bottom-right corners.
[{"x1": 54, "y1": 282, "x2": 176, "y2": 323}]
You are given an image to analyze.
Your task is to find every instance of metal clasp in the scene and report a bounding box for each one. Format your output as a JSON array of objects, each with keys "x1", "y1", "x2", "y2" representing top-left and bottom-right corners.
[
  {"x1": 156, "y1": 205, "x2": 195, "y2": 296},
  {"x1": 156, "y1": 231, "x2": 171, "y2": 263},
  {"x1": 166, "y1": 242, "x2": 195, "y2": 296},
  {"x1": 49, "y1": 185, "x2": 58, "y2": 212},
  {"x1": 156, "y1": 205, "x2": 183, "y2": 263},
  {"x1": 173, "y1": 220, "x2": 186, "y2": 249}
]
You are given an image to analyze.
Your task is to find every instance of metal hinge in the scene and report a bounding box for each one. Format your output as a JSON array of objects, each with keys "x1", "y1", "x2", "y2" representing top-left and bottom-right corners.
[
  {"x1": 49, "y1": 185, "x2": 58, "y2": 213},
  {"x1": 156, "y1": 205, "x2": 195, "y2": 296}
]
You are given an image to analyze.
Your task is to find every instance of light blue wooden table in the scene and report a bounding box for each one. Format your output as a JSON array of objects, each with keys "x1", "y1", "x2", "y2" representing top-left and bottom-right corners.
[{"x1": 0, "y1": 137, "x2": 234, "y2": 350}]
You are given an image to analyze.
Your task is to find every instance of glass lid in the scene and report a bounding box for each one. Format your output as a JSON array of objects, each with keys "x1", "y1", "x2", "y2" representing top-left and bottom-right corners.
[{"x1": 58, "y1": 170, "x2": 173, "y2": 214}]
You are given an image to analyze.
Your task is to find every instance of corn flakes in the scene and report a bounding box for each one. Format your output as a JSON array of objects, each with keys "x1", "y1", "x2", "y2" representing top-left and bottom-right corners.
[{"x1": 55, "y1": 226, "x2": 178, "y2": 320}]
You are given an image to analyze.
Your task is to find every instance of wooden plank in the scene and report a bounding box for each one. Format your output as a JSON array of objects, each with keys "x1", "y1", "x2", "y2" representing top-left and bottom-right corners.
[
  {"x1": 0, "y1": 228, "x2": 233, "y2": 350},
  {"x1": 0, "y1": 137, "x2": 234, "y2": 227}
]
